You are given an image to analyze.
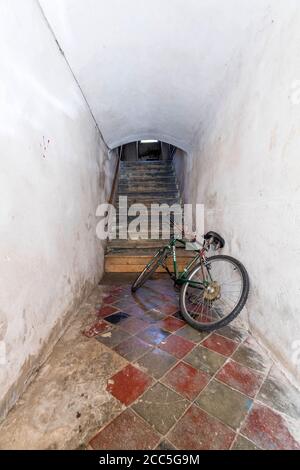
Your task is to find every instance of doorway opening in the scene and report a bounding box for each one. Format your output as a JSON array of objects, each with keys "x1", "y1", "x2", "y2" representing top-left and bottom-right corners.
[{"x1": 119, "y1": 140, "x2": 177, "y2": 162}]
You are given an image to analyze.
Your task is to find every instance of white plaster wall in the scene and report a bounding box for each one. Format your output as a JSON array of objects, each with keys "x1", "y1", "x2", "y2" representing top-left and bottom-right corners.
[
  {"x1": 0, "y1": 0, "x2": 116, "y2": 417},
  {"x1": 39, "y1": 0, "x2": 265, "y2": 152},
  {"x1": 40, "y1": 0, "x2": 300, "y2": 382},
  {"x1": 174, "y1": 1, "x2": 300, "y2": 383}
]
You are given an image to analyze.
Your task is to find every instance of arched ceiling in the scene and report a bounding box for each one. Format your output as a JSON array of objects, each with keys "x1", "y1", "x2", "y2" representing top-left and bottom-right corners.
[{"x1": 39, "y1": 0, "x2": 266, "y2": 151}]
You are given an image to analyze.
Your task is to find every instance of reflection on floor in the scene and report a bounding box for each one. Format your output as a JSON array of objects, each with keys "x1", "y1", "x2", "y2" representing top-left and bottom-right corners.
[{"x1": 0, "y1": 275, "x2": 300, "y2": 450}]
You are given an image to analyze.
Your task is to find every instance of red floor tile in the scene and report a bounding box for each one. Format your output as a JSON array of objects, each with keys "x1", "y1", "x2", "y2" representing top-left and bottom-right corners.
[
  {"x1": 120, "y1": 317, "x2": 149, "y2": 334},
  {"x1": 168, "y1": 405, "x2": 235, "y2": 450},
  {"x1": 241, "y1": 403, "x2": 300, "y2": 450},
  {"x1": 158, "y1": 316, "x2": 185, "y2": 333},
  {"x1": 216, "y1": 360, "x2": 264, "y2": 398},
  {"x1": 83, "y1": 320, "x2": 111, "y2": 338},
  {"x1": 162, "y1": 362, "x2": 210, "y2": 400},
  {"x1": 97, "y1": 305, "x2": 119, "y2": 318},
  {"x1": 159, "y1": 335, "x2": 195, "y2": 359},
  {"x1": 202, "y1": 333, "x2": 239, "y2": 357},
  {"x1": 90, "y1": 409, "x2": 160, "y2": 450},
  {"x1": 107, "y1": 364, "x2": 152, "y2": 406},
  {"x1": 102, "y1": 295, "x2": 118, "y2": 305},
  {"x1": 107, "y1": 285, "x2": 124, "y2": 295}
]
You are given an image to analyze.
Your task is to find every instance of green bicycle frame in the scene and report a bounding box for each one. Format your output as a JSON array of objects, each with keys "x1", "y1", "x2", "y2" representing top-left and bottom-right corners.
[{"x1": 161, "y1": 237, "x2": 207, "y2": 289}]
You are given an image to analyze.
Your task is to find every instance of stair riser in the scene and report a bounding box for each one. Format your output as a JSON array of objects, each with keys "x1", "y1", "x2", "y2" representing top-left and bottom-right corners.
[
  {"x1": 108, "y1": 241, "x2": 169, "y2": 249},
  {"x1": 121, "y1": 174, "x2": 174, "y2": 178},
  {"x1": 120, "y1": 171, "x2": 174, "y2": 175},
  {"x1": 116, "y1": 197, "x2": 180, "y2": 200},
  {"x1": 115, "y1": 200, "x2": 181, "y2": 206},
  {"x1": 118, "y1": 190, "x2": 179, "y2": 196},
  {"x1": 118, "y1": 184, "x2": 178, "y2": 195},
  {"x1": 120, "y1": 167, "x2": 173, "y2": 173},
  {"x1": 110, "y1": 231, "x2": 180, "y2": 238},
  {"x1": 105, "y1": 258, "x2": 193, "y2": 273},
  {"x1": 121, "y1": 161, "x2": 172, "y2": 165},
  {"x1": 121, "y1": 163, "x2": 173, "y2": 168},
  {"x1": 121, "y1": 162, "x2": 173, "y2": 166},
  {"x1": 111, "y1": 218, "x2": 183, "y2": 225},
  {"x1": 118, "y1": 184, "x2": 178, "y2": 191},
  {"x1": 120, "y1": 173, "x2": 175, "y2": 177},
  {"x1": 114, "y1": 206, "x2": 182, "y2": 211},
  {"x1": 119, "y1": 177, "x2": 174, "y2": 188}
]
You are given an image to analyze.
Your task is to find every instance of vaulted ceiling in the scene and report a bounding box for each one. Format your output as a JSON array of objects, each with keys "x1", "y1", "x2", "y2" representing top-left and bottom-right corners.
[{"x1": 40, "y1": 0, "x2": 268, "y2": 151}]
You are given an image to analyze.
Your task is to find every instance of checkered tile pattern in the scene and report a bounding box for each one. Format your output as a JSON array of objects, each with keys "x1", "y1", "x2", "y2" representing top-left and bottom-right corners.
[{"x1": 84, "y1": 277, "x2": 300, "y2": 450}]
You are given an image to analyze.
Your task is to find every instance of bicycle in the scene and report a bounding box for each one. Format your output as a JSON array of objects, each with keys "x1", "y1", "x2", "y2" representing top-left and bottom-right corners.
[{"x1": 131, "y1": 231, "x2": 249, "y2": 331}]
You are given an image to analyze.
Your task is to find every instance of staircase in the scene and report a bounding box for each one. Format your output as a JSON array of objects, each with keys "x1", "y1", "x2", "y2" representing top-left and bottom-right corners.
[{"x1": 105, "y1": 161, "x2": 194, "y2": 273}]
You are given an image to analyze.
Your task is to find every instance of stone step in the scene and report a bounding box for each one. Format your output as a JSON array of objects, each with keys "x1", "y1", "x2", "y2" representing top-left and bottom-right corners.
[
  {"x1": 120, "y1": 167, "x2": 173, "y2": 173},
  {"x1": 111, "y1": 228, "x2": 182, "y2": 235},
  {"x1": 110, "y1": 226, "x2": 182, "y2": 233},
  {"x1": 116, "y1": 193, "x2": 180, "y2": 200},
  {"x1": 120, "y1": 174, "x2": 174, "y2": 181},
  {"x1": 118, "y1": 182, "x2": 178, "y2": 194},
  {"x1": 105, "y1": 248, "x2": 195, "y2": 273},
  {"x1": 116, "y1": 191, "x2": 180, "y2": 200},
  {"x1": 119, "y1": 184, "x2": 177, "y2": 189},
  {"x1": 112, "y1": 213, "x2": 183, "y2": 220},
  {"x1": 114, "y1": 198, "x2": 182, "y2": 210},
  {"x1": 114, "y1": 208, "x2": 182, "y2": 214},
  {"x1": 110, "y1": 225, "x2": 182, "y2": 234},
  {"x1": 119, "y1": 174, "x2": 175, "y2": 180},
  {"x1": 119, "y1": 180, "x2": 176, "y2": 187},
  {"x1": 120, "y1": 169, "x2": 174, "y2": 174},
  {"x1": 115, "y1": 202, "x2": 182, "y2": 209},
  {"x1": 107, "y1": 239, "x2": 170, "y2": 250},
  {"x1": 109, "y1": 236, "x2": 180, "y2": 242},
  {"x1": 118, "y1": 189, "x2": 179, "y2": 197},
  {"x1": 111, "y1": 228, "x2": 180, "y2": 236},
  {"x1": 121, "y1": 167, "x2": 173, "y2": 173},
  {"x1": 121, "y1": 162, "x2": 172, "y2": 168}
]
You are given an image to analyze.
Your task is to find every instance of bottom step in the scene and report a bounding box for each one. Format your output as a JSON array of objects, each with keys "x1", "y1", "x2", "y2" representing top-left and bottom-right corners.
[{"x1": 105, "y1": 249, "x2": 196, "y2": 273}]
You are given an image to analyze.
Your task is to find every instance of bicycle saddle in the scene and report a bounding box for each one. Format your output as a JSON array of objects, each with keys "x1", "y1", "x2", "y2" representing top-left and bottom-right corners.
[{"x1": 204, "y1": 231, "x2": 225, "y2": 249}]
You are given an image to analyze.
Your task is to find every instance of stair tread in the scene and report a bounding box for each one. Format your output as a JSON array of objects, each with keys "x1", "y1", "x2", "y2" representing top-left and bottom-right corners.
[{"x1": 105, "y1": 248, "x2": 195, "y2": 257}]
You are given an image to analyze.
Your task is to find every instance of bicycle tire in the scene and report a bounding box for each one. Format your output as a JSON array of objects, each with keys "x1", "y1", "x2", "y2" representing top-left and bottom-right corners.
[
  {"x1": 131, "y1": 248, "x2": 168, "y2": 293},
  {"x1": 180, "y1": 255, "x2": 249, "y2": 331}
]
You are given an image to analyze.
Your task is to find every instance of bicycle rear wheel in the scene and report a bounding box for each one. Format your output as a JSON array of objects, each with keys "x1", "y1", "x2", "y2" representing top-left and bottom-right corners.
[
  {"x1": 131, "y1": 248, "x2": 168, "y2": 293},
  {"x1": 180, "y1": 255, "x2": 249, "y2": 331}
]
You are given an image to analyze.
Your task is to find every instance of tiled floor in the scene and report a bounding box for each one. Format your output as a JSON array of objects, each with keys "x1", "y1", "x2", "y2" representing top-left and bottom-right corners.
[
  {"x1": 0, "y1": 274, "x2": 299, "y2": 450},
  {"x1": 86, "y1": 276, "x2": 300, "y2": 451}
]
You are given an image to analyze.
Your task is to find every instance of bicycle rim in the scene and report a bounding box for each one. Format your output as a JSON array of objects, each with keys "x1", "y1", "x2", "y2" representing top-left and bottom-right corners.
[{"x1": 181, "y1": 256, "x2": 247, "y2": 328}]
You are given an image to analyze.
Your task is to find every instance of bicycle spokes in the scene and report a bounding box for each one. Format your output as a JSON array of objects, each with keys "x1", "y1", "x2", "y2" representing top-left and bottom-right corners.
[{"x1": 185, "y1": 258, "x2": 244, "y2": 325}]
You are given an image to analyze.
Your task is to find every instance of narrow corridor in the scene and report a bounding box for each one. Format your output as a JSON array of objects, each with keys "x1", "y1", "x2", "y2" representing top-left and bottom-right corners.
[
  {"x1": 1, "y1": 275, "x2": 299, "y2": 450},
  {"x1": 1, "y1": 0, "x2": 300, "y2": 453}
]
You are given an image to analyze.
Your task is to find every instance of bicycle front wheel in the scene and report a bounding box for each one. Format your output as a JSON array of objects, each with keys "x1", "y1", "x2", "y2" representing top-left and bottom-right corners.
[
  {"x1": 180, "y1": 255, "x2": 249, "y2": 331},
  {"x1": 131, "y1": 248, "x2": 168, "y2": 293}
]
